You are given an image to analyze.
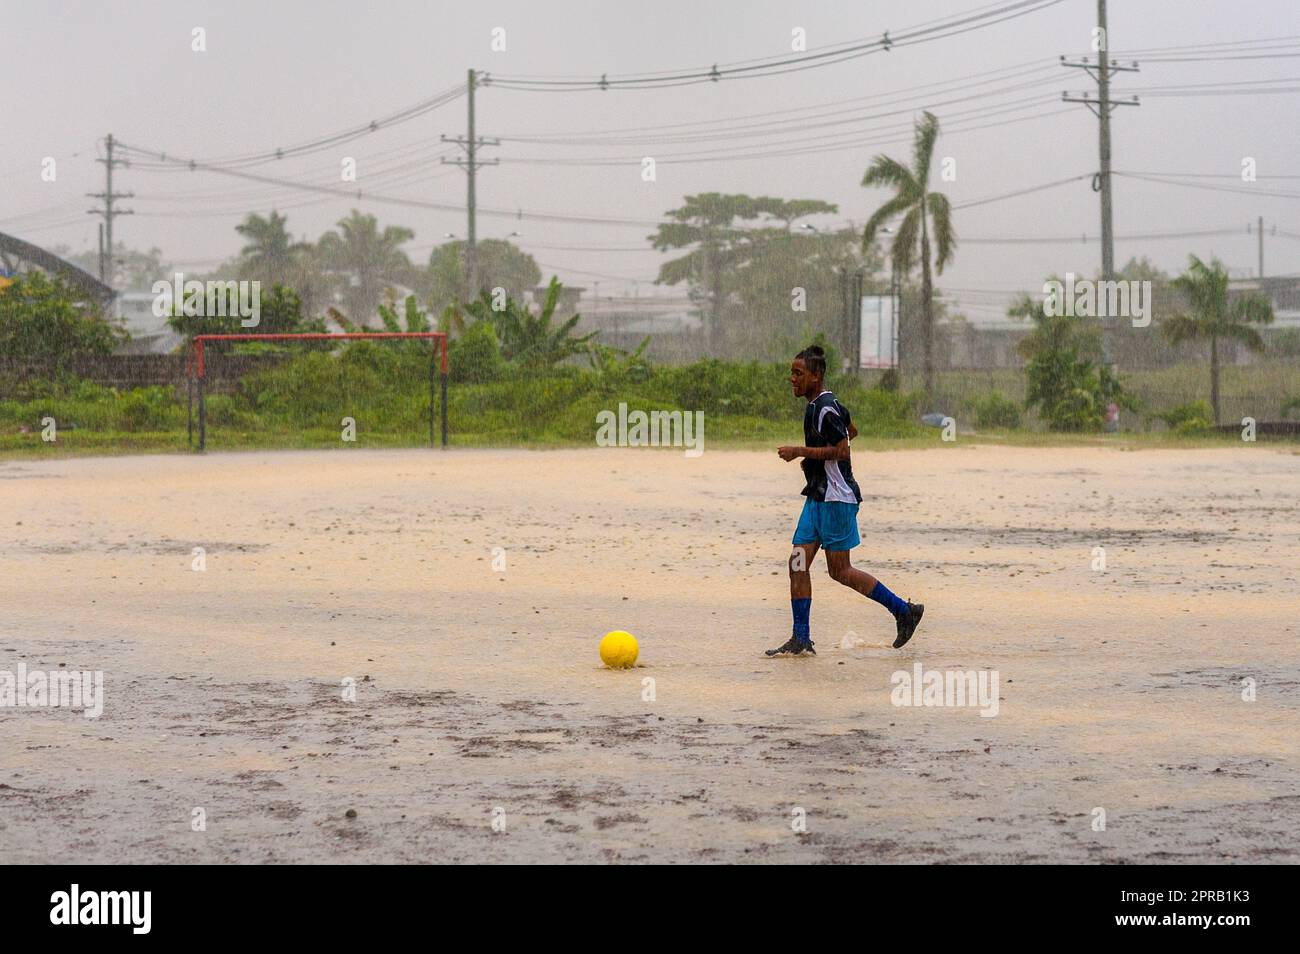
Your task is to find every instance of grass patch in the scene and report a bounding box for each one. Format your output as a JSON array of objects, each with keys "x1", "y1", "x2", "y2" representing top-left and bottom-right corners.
[{"x1": 1, "y1": 348, "x2": 1295, "y2": 460}]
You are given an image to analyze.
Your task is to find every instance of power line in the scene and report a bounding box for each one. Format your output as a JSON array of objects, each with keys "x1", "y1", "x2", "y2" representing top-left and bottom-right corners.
[
  {"x1": 117, "y1": 141, "x2": 663, "y2": 228},
  {"x1": 496, "y1": 82, "x2": 1064, "y2": 156},
  {"x1": 493, "y1": 61, "x2": 1062, "y2": 144},
  {"x1": 950, "y1": 173, "x2": 1093, "y2": 210},
  {"x1": 1137, "y1": 51, "x2": 1300, "y2": 63},
  {"x1": 116, "y1": 84, "x2": 465, "y2": 170},
  {"x1": 959, "y1": 225, "x2": 1266, "y2": 244},
  {"x1": 1118, "y1": 171, "x2": 1300, "y2": 180},
  {"x1": 485, "y1": 0, "x2": 1065, "y2": 90},
  {"x1": 499, "y1": 101, "x2": 1071, "y2": 168},
  {"x1": 498, "y1": 0, "x2": 1036, "y2": 82},
  {"x1": 131, "y1": 147, "x2": 461, "y2": 209},
  {"x1": 1113, "y1": 34, "x2": 1300, "y2": 56},
  {"x1": 1115, "y1": 172, "x2": 1300, "y2": 201}
]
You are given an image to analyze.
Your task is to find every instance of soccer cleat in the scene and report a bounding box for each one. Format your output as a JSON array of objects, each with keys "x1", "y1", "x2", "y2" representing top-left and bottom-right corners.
[
  {"x1": 765, "y1": 635, "x2": 816, "y2": 657},
  {"x1": 893, "y1": 602, "x2": 924, "y2": 649}
]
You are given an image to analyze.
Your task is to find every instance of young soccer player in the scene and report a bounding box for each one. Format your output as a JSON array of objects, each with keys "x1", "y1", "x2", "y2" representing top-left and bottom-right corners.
[{"x1": 767, "y1": 345, "x2": 924, "y2": 656}]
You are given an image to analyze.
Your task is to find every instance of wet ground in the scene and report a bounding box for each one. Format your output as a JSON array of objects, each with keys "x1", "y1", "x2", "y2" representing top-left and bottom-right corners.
[{"x1": 2, "y1": 445, "x2": 1297, "y2": 862}]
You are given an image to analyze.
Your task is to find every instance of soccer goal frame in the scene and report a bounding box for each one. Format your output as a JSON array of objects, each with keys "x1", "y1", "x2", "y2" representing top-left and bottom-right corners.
[{"x1": 186, "y1": 332, "x2": 449, "y2": 451}]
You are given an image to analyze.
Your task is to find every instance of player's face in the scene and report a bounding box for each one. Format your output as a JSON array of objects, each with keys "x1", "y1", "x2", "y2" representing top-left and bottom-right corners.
[{"x1": 790, "y1": 359, "x2": 817, "y2": 398}]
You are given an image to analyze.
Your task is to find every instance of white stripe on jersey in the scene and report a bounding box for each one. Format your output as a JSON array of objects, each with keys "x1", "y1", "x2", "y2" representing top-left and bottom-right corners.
[
  {"x1": 817, "y1": 404, "x2": 839, "y2": 432},
  {"x1": 823, "y1": 459, "x2": 857, "y2": 503},
  {"x1": 813, "y1": 391, "x2": 855, "y2": 503}
]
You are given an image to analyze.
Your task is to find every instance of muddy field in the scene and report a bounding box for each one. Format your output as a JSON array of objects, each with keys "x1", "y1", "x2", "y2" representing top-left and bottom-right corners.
[{"x1": 2, "y1": 444, "x2": 1297, "y2": 863}]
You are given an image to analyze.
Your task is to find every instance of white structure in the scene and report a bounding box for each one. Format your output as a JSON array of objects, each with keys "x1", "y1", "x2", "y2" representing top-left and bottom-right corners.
[
  {"x1": 859, "y1": 295, "x2": 898, "y2": 369},
  {"x1": 114, "y1": 292, "x2": 183, "y2": 354}
]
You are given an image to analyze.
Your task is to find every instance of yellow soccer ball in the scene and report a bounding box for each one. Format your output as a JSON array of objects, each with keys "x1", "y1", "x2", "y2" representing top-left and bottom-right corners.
[{"x1": 599, "y1": 630, "x2": 639, "y2": 669}]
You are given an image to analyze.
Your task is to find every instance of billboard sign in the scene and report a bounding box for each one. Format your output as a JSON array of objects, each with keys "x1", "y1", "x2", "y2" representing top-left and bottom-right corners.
[{"x1": 859, "y1": 295, "x2": 897, "y2": 369}]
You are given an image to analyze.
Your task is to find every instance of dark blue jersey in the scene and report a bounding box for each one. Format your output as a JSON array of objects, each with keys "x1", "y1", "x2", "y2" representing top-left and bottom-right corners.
[{"x1": 801, "y1": 391, "x2": 862, "y2": 503}]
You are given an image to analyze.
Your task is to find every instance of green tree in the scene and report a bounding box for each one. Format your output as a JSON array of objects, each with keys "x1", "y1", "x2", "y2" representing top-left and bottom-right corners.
[
  {"x1": 466, "y1": 276, "x2": 595, "y2": 367},
  {"x1": 317, "y1": 210, "x2": 415, "y2": 325},
  {"x1": 167, "y1": 285, "x2": 325, "y2": 356},
  {"x1": 420, "y1": 239, "x2": 541, "y2": 310},
  {"x1": 235, "y1": 211, "x2": 301, "y2": 286},
  {"x1": 1012, "y1": 285, "x2": 1134, "y2": 432},
  {"x1": 726, "y1": 226, "x2": 881, "y2": 362},
  {"x1": 860, "y1": 111, "x2": 956, "y2": 409},
  {"x1": 1161, "y1": 255, "x2": 1273, "y2": 424},
  {"x1": 1116, "y1": 255, "x2": 1171, "y2": 283},
  {"x1": 650, "y1": 193, "x2": 837, "y2": 353},
  {"x1": 229, "y1": 213, "x2": 335, "y2": 319},
  {"x1": 0, "y1": 271, "x2": 124, "y2": 365}
]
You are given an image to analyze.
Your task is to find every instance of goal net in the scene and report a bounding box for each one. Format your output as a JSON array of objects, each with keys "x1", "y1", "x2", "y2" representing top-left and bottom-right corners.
[{"x1": 186, "y1": 332, "x2": 448, "y2": 451}]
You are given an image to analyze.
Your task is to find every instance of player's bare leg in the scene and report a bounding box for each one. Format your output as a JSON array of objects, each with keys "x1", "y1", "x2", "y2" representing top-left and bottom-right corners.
[
  {"x1": 823, "y1": 549, "x2": 878, "y2": 596},
  {"x1": 789, "y1": 542, "x2": 818, "y2": 599},
  {"x1": 767, "y1": 543, "x2": 820, "y2": 656},
  {"x1": 825, "y1": 550, "x2": 924, "y2": 649}
]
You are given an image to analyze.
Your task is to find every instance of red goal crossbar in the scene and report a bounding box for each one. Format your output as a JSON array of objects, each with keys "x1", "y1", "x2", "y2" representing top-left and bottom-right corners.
[{"x1": 186, "y1": 332, "x2": 449, "y2": 451}]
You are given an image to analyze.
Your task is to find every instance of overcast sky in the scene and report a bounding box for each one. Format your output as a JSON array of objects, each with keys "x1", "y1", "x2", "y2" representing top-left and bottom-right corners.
[{"x1": 2, "y1": 0, "x2": 1296, "y2": 324}]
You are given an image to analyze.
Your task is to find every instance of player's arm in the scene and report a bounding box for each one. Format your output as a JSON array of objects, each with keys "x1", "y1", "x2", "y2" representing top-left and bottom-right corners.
[
  {"x1": 778, "y1": 402, "x2": 851, "y2": 461},
  {"x1": 777, "y1": 438, "x2": 850, "y2": 462}
]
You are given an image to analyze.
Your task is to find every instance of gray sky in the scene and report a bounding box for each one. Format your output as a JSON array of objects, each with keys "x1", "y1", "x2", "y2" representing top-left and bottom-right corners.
[{"x1": 3, "y1": 0, "x2": 1297, "y2": 324}]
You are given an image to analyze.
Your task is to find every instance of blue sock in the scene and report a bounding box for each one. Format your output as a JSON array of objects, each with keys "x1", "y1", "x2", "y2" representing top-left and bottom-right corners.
[
  {"x1": 791, "y1": 598, "x2": 811, "y2": 641},
  {"x1": 868, "y1": 581, "x2": 909, "y2": 618}
]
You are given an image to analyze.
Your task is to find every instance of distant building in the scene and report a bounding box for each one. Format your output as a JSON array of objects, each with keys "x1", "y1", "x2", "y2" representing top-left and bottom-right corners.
[
  {"x1": 114, "y1": 292, "x2": 182, "y2": 354},
  {"x1": 564, "y1": 290, "x2": 701, "y2": 360}
]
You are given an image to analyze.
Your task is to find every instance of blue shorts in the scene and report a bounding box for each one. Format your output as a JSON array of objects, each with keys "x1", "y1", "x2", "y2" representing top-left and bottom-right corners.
[{"x1": 792, "y1": 498, "x2": 860, "y2": 551}]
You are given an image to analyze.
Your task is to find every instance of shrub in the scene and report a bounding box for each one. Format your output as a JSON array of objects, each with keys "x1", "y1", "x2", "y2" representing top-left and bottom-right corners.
[
  {"x1": 965, "y1": 390, "x2": 1022, "y2": 430},
  {"x1": 450, "y1": 320, "x2": 505, "y2": 383},
  {"x1": 847, "y1": 388, "x2": 923, "y2": 437},
  {"x1": 114, "y1": 386, "x2": 182, "y2": 432},
  {"x1": 1156, "y1": 400, "x2": 1214, "y2": 435},
  {"x1": 0, "y1": 272, "x2": 124, "y2": 364}
]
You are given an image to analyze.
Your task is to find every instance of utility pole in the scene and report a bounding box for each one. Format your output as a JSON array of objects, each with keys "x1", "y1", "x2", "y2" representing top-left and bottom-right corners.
[
  {"x1": 1257, "y1": 215, "x2": 1264, "y2": 278},
  {"x1": 87, "y1": 133, "x2": 133, "y2": 286},
  {"x1": 1246, "y1": 218, "x2": 1277, "y2": 278},
  {"x1": 441, "y1": 70, "x2": 498, "y2": 300},
  {"x1": 1253, "y1": 214, "x2": 1263, "y2": 278},
  {"x1": 1062, "y1": 1, "x2": 1138, "y2": 364}
]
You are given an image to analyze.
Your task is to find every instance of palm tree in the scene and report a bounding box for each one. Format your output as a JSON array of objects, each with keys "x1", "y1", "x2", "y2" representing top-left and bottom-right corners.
[
  {"x1": 1162, "y1": 255, "x2": 1273, "y2": 424},
  {"x1": 860, "y1": 111, "x2": 955, "y2": 408},
  {"x1": 235, "y1": 211, "x2": 301, "y2": 287},
  {"x1": 235, "y1": 213, "x2": 334, "y2": 319},
  {"x1": 317, "y1": 210, "x2": 415, "y2": 325}
]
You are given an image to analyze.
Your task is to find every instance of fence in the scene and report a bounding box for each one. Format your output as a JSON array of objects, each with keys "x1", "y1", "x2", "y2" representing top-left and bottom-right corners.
[{"x1": 0, "y1": 353, "x2": 293, "y2": 394}]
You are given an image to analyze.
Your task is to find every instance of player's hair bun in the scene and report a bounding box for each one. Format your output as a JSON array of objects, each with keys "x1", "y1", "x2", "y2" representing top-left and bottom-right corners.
[{"x1": 795, "y1": 344, "x2": 828, "y2": 375}]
